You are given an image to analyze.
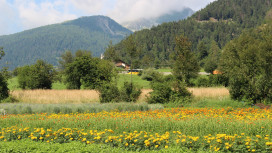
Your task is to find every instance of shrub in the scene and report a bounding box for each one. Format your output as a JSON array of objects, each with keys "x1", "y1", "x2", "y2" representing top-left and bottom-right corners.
[
  {"x1": 97, "y1": 83, "x2": 120, "y2": 103},
  {"x1": 141, "y1": 69, "x2": 163, "y2": 81},
  {"x1": 189, "y1": 76, "x2": 210, "y2": 87},
  {"x1": 147, "y1": 81, "x2": 173, "y2": 104},
  {"x1": 120, "y1": 82, "x2": 142, "y2": 102},
  {"x1": 208, "y1": 74, "x2": 228, "y2": 87}
]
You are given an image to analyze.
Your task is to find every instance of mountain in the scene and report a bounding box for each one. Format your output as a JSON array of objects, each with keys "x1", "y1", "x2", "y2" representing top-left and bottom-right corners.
[
  {"x1": 0, "y1": 16, "x2": 132, "y2": 70},
  {"x1": 105, "y1": 0, "x2": 272, "y2": 68},
  {"x1": 122, "y1": 8, "x2": 194, "y2": 31}
]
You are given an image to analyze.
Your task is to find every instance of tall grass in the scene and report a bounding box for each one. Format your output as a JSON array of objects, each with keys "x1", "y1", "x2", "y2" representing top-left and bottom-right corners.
[
  {"x1": 9, "y1": 88, "x2": 229, "y2": 104},
  {"x1": 10, "y1": 90, "x2": 99, "y2": 103},
  {"x1": 189, "y1": 87, "x2": 229, "y2": 99}
]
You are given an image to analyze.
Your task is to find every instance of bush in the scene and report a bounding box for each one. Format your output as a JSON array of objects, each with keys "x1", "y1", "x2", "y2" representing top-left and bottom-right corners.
[
  {"x1": 208, "y1": 74, "x2": 228, "y2": 86},
  {"x1": 189, "y1": 76, "x2": 210, "y2": 87},
  {"x1": 0, "y1": 73, "x2": 9, "y2": 102},
  {"x1": 120, "y1": 82, "x2": 142, "y2": 102},
  {"x1": 17, "y1": 60, "x2": 55, "y2": 89},
  {"x1": 147, "y1": 81, "x2": 173, "y2": 104},
  {"x1": 147, "y1": 80, "x2": 192, "y2": 105},
  {"x1": 141, "y1": 69, "x2": 163, "y2": 81},
  {"x1": 97, "y1": 83, "x2": 120, "y2": 103}
]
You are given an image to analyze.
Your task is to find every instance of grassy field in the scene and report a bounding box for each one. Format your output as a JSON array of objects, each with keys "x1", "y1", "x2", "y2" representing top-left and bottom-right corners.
[
  {"x1": 4, "y1": 74, "x2": 272, "y2": 152},
  {"x1": 1, "y1": 108, "x2": 272, "y2": 152}
]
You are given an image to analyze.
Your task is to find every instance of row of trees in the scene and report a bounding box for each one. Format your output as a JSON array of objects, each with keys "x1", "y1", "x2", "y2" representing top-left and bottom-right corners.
[
  {"x1": 1, "y1": 24, "x2": 271, "y2": 104},
  {"x1": 15, "y1": 50, "x2": 117, "y2": 90}
]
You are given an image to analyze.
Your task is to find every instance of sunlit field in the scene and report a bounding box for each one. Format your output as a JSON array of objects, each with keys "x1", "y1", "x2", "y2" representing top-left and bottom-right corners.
[{"x1": 1, "y1": 108, "x2": 272, "y2": 152}]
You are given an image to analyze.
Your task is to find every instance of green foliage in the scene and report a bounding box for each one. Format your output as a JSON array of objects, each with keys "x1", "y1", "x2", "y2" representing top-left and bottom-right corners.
[
  {"x1": 0, "y1": 16, "x2": 132, "y2": 70},
  {"x1": 204, "y1": 41, "x2": 221, "y2": 73},
  {"x1": 189, "y1": 75, "x2": 228, "y2": 87},
  {"x1": 0, "y1": 48, "x2": 9, "y2": 102},
  {"x1": 148, "y1": 77, "x2": 192, "y2": 105},
  {"x1": 103, "y1": 41, "x2": 118, "y2": 62},
  {"x1": 171, "y1": 35, "x2": 200, "y2": 84},
  {"x1": 17, "y1": 60, "x2": 55, "y2": 89},
  {"x1": 141, "y1": 69, "x2": 163, "y2": 81},
  {"x1": 120, "y1": 81, "x2": 142, "y2": 102},
  {"x1": 197, "y1": 41, "x2": 208, "y2": 67},
  {"x1": 0, "y1": 73, "x2": 9, "y2": 102},
  {"x1": 220, "y1": 25, "x2": 272, "y2": 103},
  {"x1": 111, "y1": 0, "x2": 272, "y2": 68},
  {"x1": 64, "y1": 55, "x2": 117, "y2": 90},
  {"x1": 147, "y1": 80, "x2": 173, "y2": 104},
  {"x1": 97, "y1": 83, "x2": 120, "y2": 103}
]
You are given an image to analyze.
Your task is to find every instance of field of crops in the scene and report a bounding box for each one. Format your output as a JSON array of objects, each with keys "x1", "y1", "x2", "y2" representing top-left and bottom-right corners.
[{"x1": 1, "y1": 108, "x2": 272, "y2": 152}]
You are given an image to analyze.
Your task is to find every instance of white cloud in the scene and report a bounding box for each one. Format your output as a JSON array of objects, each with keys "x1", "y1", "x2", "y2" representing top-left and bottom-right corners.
[
  {"x1": 69, "y1": 0, "x2": 108, "y2": 14},
  {"x1": 0, "y1": 0, "x2": 217, "y2": 35},
  {"x1": 107, "y1": 0, "x2": 217, "y2": 23},
  {"x1": 15, "y1": 0, "x2": 77, "y2": 30}
]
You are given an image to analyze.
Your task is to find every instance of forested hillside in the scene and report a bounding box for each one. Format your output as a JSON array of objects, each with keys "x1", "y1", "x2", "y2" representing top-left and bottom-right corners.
[
  {"x1": 0, "y1": 16, "x2": 132, "y2": 70},
  {"x1": 106, "y1": 0, "x2": 272, "y2": 68}
]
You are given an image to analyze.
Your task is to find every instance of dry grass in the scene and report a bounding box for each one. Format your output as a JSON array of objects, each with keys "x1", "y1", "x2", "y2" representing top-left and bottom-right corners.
[
  {"x1": 11, "y1": 90, "x2": 100, "y2": 104},
  {"x1": 10, "y1": 88, "x2": 229, "y2": 104},
  {"x1": 189, "y1": 87, "x2": 229, "y2": 99}
]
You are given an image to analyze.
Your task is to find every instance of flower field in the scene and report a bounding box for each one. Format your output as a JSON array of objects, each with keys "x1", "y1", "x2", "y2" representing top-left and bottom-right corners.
[{"x1": 1, "y1": 108, "x2": 272, "y2": 152}]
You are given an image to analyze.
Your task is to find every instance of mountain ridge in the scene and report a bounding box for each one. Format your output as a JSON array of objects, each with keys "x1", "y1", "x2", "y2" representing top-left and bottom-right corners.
[
  {"x1": 0, "y1": 15, "x2": 132, "y2": 70},
  {"x1": 122, "y1": 8, "x2": 194, "y2": 31}
]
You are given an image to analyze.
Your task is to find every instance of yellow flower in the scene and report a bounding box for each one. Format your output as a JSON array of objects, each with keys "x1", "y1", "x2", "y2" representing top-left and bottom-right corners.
[
  {"x1": 125, "y1": 143, "x2": 129, "y2": 146},
  {"x1": 266, "y1": 142, "x2": 272, "y2": 146},
  {"x1": 155, "y1": 145, "x2": 159, "y2": 148},
  {"x1": 165, "y1": 145, "x2": 168, "y2": 149}
]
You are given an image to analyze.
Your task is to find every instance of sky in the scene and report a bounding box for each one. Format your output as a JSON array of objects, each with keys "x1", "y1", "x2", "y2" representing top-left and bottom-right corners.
[{"x1": 0, "y1": 0, "x2": 216, "y2": 36}]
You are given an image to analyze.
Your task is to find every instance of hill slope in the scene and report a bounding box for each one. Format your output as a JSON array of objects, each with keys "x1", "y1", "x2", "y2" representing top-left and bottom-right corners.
[
  {"x1": 122, "y1": 8, "x2": 194, "y2": 31},
  {"x1": 107, "y1": 0, "x2": 272, "y2": 68},
  {"x1": 0, "y1": 16, "x2": 132, "y2": 70}
]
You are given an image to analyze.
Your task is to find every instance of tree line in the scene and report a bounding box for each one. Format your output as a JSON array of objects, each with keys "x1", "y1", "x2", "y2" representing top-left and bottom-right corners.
[{"x1": 0, "y1": 24, "x2": 272, "y2": 104}]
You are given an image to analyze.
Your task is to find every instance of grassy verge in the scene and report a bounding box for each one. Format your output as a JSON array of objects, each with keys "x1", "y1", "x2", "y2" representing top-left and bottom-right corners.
[{"x1": 0, "y1": 103, "x2": 163, "y2": 114}]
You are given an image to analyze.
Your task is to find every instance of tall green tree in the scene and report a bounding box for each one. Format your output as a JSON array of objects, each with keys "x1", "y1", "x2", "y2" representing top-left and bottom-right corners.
[
  {"x1": 104, "y1": 41, "x2": 118, "y2": 62},
  {"x1": 0, "y1": 47, "x2": 9, "y2": 101},
  {"x1": 17, "y1": 60, "x2": 55, "y2": 89},
  {"x1": 219, "y1": 25, "x2": 272, "y2": 103},
  {"x1": 204, "y1": 40, "x2": 221, "y2": 73},
  {"x1": 58, "y1": 51, "x2": 74, "y2": 71},
  {"x1": 64, "y1": 55, "x2": 117, "y2": 89},
  {"x1": 58, "y1": 50, "x2": 92, "y2": 71},
  {"x1": 124, "y1": 35, "x2": 140, "y2": 84},
  {"x1": 171, "y1": 35, "x2": 200, "y2": 84}
]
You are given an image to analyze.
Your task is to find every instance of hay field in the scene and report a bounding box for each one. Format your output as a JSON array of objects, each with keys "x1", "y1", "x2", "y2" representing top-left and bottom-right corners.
[{"x1": 10, "y1": 87, "x2": 229, "y2": 104}]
